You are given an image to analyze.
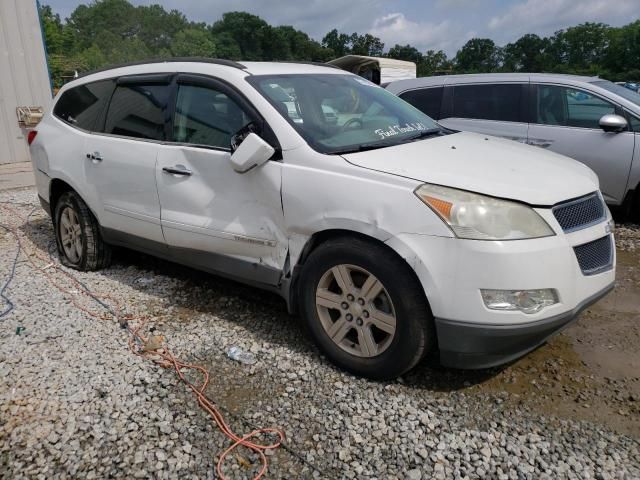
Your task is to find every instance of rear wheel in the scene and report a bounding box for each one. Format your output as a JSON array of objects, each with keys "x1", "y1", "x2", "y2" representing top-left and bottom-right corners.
[
  {"x1": 298, "y1": 236, "x2": 435, "y2": 380},
  {"x1": 54, "y1": 191, "x2": 111, "y2": 271}
]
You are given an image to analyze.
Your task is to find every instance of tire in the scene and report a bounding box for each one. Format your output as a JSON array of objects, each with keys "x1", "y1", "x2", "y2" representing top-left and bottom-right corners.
[
  {"x1": 298, "y1": 236, "x2": 436, "y2": 380},
  {"x1": 54, "y1": 191, "x2": 111, "y2": 271}
]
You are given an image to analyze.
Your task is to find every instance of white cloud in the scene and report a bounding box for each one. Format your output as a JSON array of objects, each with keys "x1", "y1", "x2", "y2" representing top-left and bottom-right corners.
[
  {"x1": 369, "y1": 12, "x2": 465, "y2": 53},
  {"x1": 488, "y1": 0, "x2": 640, "y2": 41}
]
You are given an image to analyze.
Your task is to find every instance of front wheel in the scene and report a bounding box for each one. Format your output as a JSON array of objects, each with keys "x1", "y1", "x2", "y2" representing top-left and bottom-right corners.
[{"x1": 298, "y1": 236, "x2": 435, "y2": 380}]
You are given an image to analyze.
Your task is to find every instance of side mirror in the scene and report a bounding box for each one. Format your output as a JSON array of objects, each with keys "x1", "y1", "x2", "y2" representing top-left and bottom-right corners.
[
  {"x1": 599, "y1": 114, "x2": 628, "y2": 133},
  {"x1": 229, "y1": 133, "x2": 275, "y2": 173}
]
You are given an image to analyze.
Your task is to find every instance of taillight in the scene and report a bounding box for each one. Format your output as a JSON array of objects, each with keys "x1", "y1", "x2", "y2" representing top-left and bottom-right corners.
[{"x1": 27, "y1": 130, "x2": 38, "y2": 145}]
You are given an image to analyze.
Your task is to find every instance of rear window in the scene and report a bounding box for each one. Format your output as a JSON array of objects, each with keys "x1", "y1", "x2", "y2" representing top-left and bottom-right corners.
[
  {"x1": 53, "y1": 80, "x2": 113, "y2": 131},
  {"x1": 103, "y1": 83, "x2": 170, "y2": 141},
  {"x1": 452, "y1": 84, "x2": 523, "y2": 122},
  {"x1": 399, "y1": 87, "x2": 443, "y2": 120}
]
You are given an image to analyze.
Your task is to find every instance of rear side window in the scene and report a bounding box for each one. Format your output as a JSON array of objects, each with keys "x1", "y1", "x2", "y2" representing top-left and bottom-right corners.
[
  {"x1": 104, "y1": 83, "x2": 170, "y2": 141},
  {"x1": 173, "y1": 84, "x2": 251, "y2": 149},
  {"x1": 399, "y1": 87, "x2": 443, "y2": 120},
  {"x1": 452, "y1": 84, "x2": 523, "y2": 122},
  {"x1": 53, "y1": 80, "x2": 113, "y2": 131}
]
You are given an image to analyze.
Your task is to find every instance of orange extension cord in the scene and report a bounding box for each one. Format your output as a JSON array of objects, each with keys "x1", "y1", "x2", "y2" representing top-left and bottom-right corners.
[{"x1": 0, "y1": 203, "x2": 284, "y2": 479}]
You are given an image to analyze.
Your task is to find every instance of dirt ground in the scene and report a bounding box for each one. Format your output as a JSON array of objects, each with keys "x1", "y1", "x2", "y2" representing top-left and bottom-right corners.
[{"x1": 411, "y1": 237, "x2": 640, "y2": 437}]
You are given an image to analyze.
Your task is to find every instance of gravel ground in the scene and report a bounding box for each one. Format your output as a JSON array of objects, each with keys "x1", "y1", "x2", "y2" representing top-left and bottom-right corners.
[{"x1": 1, "y1": 188, "x2": 639, "y2": 479}]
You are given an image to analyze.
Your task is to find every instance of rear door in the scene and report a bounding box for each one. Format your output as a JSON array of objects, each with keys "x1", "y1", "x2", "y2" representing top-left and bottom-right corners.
[
  {"x1": 527, "y1": 84, "x2": 635, "y2": 204},
  {"x1": 156, "y1": 74, "x2": 287, "y2": 285},
  {"x1": 439, "y1": 82, "x2": 529, "y2": 142},
  {"x1": 86, "y1": 74, "x2": 172, "y2": 248}
]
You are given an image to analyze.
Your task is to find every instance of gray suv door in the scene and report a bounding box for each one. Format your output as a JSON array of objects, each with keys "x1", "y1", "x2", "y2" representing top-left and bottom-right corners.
[
  {"x1": 438, "y1": 83, "x2": 529, "y2": 143},
  {"x1": 528, "y1": 84, "x2": 634, "y2": 205}
]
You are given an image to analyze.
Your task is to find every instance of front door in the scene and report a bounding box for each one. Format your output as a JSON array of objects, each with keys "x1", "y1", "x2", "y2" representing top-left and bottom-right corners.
[
  {"x1": 528, "y1": 84, "x2": 635, "y2": 205},
  {"x1": 86, "y1": 76, "x2": 173, "y2": 247},
  {"x1": 156, "y1": 76, "x2": 287, "y2": 286}
]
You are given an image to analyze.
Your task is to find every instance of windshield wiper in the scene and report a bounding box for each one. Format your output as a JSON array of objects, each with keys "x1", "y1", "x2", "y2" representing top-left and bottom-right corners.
[
  {"x1": 328, "y1": 141, "x2": 397, "y2": 155},
  {"x1": 327, "y1": 128, "x2": 446, "y2": 155},
  {"x1": 402, "y1": 128, "x2": 444, "y2": 142}
]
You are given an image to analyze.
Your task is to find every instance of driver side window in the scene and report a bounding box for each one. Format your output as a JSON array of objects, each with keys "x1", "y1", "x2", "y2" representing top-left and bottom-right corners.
[
  {"x1": 173, "y1": 84, "x2": 251, "y2": 149},
  {"x1": 535, "y1": 85, "x2": 616, "y2": 129}
]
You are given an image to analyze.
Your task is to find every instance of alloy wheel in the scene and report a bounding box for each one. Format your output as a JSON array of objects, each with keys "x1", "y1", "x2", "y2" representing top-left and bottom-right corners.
[
  {"x1": 59, "y1": 206, "x2": 83, "y2": 263},
  {"x1": 315, "y1": 264, "x2": 396, "y2": 357}
]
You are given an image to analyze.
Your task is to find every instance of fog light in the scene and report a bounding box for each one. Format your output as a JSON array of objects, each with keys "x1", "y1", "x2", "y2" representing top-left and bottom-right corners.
[{"x1": 481, "y1": 289, "x2": 558, "y2": 314}]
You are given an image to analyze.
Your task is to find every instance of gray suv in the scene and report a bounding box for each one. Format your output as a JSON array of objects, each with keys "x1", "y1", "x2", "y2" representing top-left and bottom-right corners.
[{"x1": 386, "y1": 73, "x2": 640, "y2": 216}]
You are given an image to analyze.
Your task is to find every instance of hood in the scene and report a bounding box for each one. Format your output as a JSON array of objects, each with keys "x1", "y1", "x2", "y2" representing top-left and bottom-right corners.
[{"x1": 342, "y1": 131, "x2": 599, "y2": 206}]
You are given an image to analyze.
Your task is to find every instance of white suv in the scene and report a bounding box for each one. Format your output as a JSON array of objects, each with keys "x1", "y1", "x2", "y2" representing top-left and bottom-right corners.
[{"x1": 29, "y1": 60, "x2": 615, "y2": 379}]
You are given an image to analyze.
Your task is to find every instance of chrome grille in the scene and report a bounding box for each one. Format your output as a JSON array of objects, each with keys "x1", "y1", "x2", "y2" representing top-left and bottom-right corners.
[
  {"x1": 573, "y1": 235, "x2": 613, "y2": 275},
  {"x1": 552, "y1": 192, "x2": 605, "y2": 233}
]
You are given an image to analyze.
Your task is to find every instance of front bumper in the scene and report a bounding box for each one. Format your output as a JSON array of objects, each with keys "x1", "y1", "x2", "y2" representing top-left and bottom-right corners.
[
  {"x1": 386, "y1": 209, "x2": 616, "y2": 369},
  {"x1": 435, "y1": 282, "x2": 614, "y2": 369}
]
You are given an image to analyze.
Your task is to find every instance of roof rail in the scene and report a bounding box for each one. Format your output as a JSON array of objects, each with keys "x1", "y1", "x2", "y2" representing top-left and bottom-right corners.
[
  {"x1": 78, "y1": 57, "x2": 247, "y2": 78},
  {"x1": 276, "y1": 61, "x2": 342, "y2": 70}
]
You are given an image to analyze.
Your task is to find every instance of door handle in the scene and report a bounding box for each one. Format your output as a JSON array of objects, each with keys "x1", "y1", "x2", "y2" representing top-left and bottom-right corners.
[
  {"x1": 86, "y1": 151, "x2": 103, "y2": 161},
  {"x1": 162, "y1": 165, "x2": 192, "y2": 176}
]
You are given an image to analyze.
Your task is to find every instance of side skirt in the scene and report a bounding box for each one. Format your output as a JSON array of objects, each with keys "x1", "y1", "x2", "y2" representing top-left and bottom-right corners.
[{"x1": 101, "y1": 227, "x2": 286, "y2": 297}]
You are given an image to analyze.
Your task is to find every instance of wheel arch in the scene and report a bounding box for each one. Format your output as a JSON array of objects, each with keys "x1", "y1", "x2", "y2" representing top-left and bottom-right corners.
[
  {"x1": 48, "y1": 177, "x2": 100, "y2": 226},
  {"x1": 286, "y1": 228, "x2": 433, "y2": 318}
]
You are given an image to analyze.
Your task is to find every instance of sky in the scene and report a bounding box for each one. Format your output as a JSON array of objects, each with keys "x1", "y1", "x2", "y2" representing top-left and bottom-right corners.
[{"x1": 45, "y1": 0, "x2": 640, "y2": 55}]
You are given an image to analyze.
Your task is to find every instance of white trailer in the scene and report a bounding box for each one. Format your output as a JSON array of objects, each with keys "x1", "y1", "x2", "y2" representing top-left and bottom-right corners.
[
  {"x1": 0, "y1": 0, "x2": 51, "y2": 164},
  {"x1": 328, "y1": 55, "x2": 417, "y2": 85}
]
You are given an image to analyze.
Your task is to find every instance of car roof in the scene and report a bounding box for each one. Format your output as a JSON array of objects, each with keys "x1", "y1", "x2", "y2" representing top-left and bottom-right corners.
[
  {"x1": 61, "y1": 59, "x2": 346, "y2": 92},
  {"x1": 385, "y1": 72, "x2": 601, "y2": 93}
]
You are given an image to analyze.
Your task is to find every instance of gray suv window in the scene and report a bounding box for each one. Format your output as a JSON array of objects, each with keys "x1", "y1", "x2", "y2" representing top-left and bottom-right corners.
[
  {"x1": 534, "y1": 85, "x2": 616, "y2": 129},
  {"x1": 53, "y1": 80, "x2": 113, "y2": 131},
  {"x1": 451, "y1": 84, "x2": 523, "y2": 122},
  {"x1": 399, "y1": 87, "x2": 443, "y2": 120}
]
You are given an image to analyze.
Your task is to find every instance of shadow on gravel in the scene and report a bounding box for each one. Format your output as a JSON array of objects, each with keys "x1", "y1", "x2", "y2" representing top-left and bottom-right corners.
[
  {"x1": 22, "y1": 216, "x2": 506, "y2": 392},
  {"x1": 21, "y1": 216, "x2": 316, "y2": 356}
]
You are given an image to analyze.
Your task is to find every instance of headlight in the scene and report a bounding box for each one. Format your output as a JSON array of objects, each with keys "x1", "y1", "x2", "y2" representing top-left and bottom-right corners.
[{"x1": 415, "y1": 184, "x2": 554, "y2": 240}]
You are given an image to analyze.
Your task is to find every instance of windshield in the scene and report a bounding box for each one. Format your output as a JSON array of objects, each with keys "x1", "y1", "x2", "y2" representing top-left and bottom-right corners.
[
  {"x1": 246, "y1": 74, "x2": 442, "y2": 154},
  {"x1": 592, "y1": 80, "x2": 640, "y2": 108}
]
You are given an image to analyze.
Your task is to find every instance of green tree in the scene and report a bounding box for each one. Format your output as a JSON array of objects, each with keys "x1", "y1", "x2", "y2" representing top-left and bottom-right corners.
[
  {"x1": 350, "y1": 33, "x2": 384, "y2": 56},
  {"x1": 550, "y1": 23, "x2": 610, "y2": 72},
  {"x1": 38, "y1": 0, "x2": 640, "y2": 86},
  {"x1": 387, "y1": 44, "x2": 423, "y2": 64},
  {"x1": 210, "y1": 12, "x2": 270, "y2": 60},
  {"x1": 275, "y1": 26, "x2": 330, "y2": 61},
  {"x1": 212, "y1": 32, "x2": 242, "y2": 59},
  {"x1": 502, "y1": 34, "x2": 549, "y2": 72},
  {"x1": 171, "y1": 27, "x2": 216, "y2": 58},
  {"x1": 421, "y1": 49, "x2": 451, "y2": 76},
  {"x1": 39, "y1": 4, "x2": 64, "y2": 54},
  {"x1": 322, "y1": 29, "x2": 351, "y2": 57},
  {"x1": 65, "y1": 0, "x2": 138, "y2": 52},
  {"x1": 455, "y1": 38, "x2": 501, "y2": 72},
  {"x1": 604, "y1": 20, "x2": 640, "y2": 79},
  {"x1": 135, "y1": 5, "x2": 188, "y2": 53}
]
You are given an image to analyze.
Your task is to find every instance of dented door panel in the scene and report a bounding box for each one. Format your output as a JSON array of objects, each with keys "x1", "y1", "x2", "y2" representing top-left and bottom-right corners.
[{"x1": 156, "y1": 145, "x2": 288, "y2": 279}]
